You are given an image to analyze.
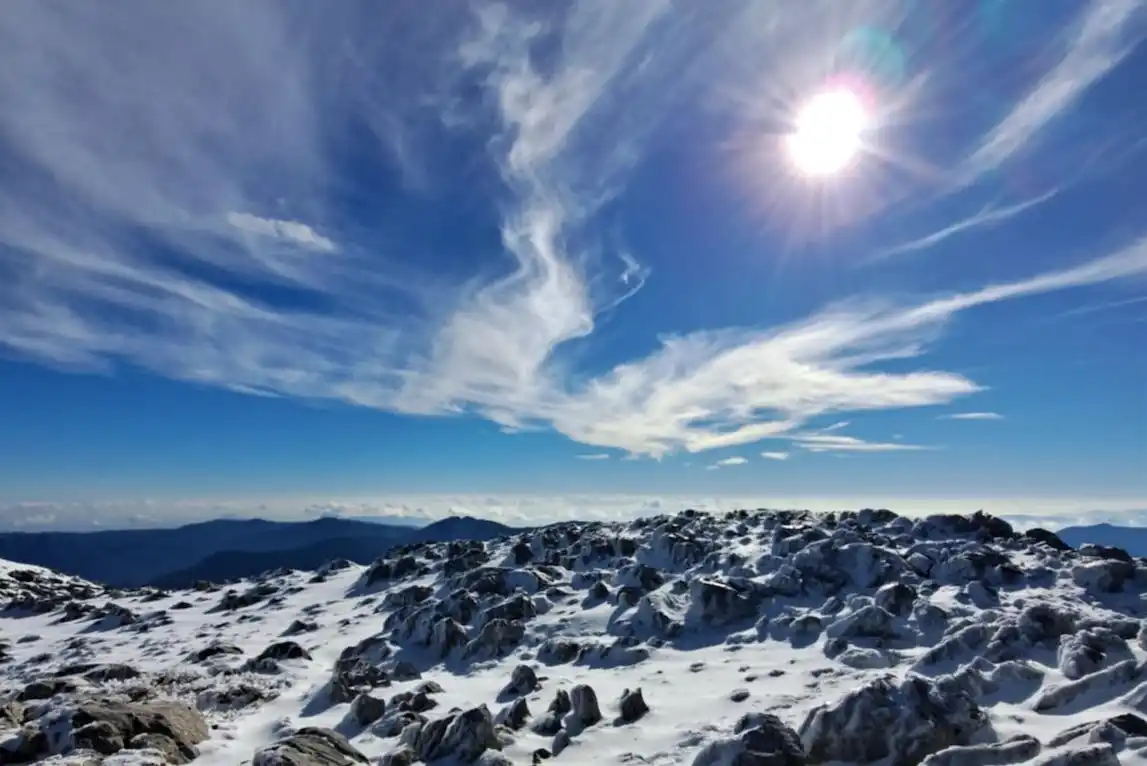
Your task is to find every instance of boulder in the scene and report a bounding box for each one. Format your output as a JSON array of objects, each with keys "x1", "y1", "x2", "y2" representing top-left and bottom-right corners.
[
  {"x1": 798, "y1": 675, "x2": 986, "y2": 766},
  {"x1": 617, "y1": 688, "x2": 649, "y2": 724},
  {"x1": 253, "y1": 727, "x2": 369, "y2": 766}
]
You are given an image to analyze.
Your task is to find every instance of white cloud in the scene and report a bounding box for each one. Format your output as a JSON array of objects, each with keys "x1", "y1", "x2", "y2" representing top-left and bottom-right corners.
[
  {"x1": 707, "y1": 456, "x2": 749, "y2": 470},
  {"x1": 959, "y1": 0, "x2": 1145, "y2": 184},
  {"x1": 869, "y1": 190, "x2": 1058, "y2": 262},
  {"x1": 576, "y1": 453, "x2": 611, "y2": 460},
  {"x1": 0, "y1": 2, "x2": 1145, "y2": 463},
  {"x1": 790, "y1": 433, "x2": 931, "y2": 453},
  {"x1": 1058, "y1": 294, "x2": 1147, "y2": 319},
  {"x1": 942, "y1": 412, "x2": 1004, "y2": 421},
  {"x1": 226, "y1": 212, "x2": 337, "y2": 253},
  {"x1": 761, "y1": 451, "x2": 790, "y2": 461}
]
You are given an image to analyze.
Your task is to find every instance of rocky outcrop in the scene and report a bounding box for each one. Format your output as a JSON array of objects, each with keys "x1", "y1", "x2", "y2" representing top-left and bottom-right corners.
[
  {"x1": 798, "y1": 675, "x2": 986, "y2": 766},
  {"x1": 253, "y1": 727, "x2": 369, "y2": 766}
]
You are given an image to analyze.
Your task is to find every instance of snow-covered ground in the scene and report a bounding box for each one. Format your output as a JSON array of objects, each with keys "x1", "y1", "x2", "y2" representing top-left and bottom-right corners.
[{"x1": 3, "y1": 508, "x2": 1147, "y2": 766}]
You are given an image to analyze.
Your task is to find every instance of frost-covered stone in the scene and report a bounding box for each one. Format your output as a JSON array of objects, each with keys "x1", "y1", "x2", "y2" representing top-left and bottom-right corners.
[
  {"x1": 799, "y1": 675, "x2": 987, "y2": 766},
  {"x1": 501, "y1": 664, "x2": 538, "y2": 698},
  {"x1": 253, "y1": 727, "x2": 369, "y2": 766},
  {"x1": 413, "y1": 705, "x2": 501, "y2": 764},
  {"x1": 919, "y1": 736, "x2": 1041, "y2": 766},
  {"x1": 693, "y1": 712, "x2": 805, "y2": 766},
  {"x1": 1034, "y1": 659, "x2": 1146, "y2": 712}
]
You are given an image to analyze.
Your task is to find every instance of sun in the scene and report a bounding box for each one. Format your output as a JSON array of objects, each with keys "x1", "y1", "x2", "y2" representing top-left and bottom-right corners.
[{"x1": 785, "y1": 88, "x2": 870, "y2": 177}]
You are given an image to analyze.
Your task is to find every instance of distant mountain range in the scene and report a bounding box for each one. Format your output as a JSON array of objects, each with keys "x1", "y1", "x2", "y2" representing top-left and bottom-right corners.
[
  {"x1": 0, "y1": 515, "x2": 516, "y2": 589},
  {"x1": 1055, "y1": 522, "x2": 1147, "y2": 557}
]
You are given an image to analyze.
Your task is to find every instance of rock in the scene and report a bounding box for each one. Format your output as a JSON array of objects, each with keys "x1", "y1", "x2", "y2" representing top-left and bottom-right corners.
[
  {"x1": 730, "y1": 689, "x2": 751, "y2": 703},
  {"x1": 253, "y1": 727, "x2": 370, "y2": 765},
  {"x1": 617, "y1": 688, "x2": 649, "y2": 724},
  {"x1": 350, "y1": 694, "x2": 386, "y2": 726},
  {"x1": 532, "y1": 691, "x2": 570, "y2": 736},
  {"x1": 693, "y1": 712, "x2": 805, "y2": 766},
  {"x1": 825, "y1": 605, "x2": 900, "y2": 641},
  {"x1": 392, "y1": 660, "x2": 422, "y2": 681},
  {"x1": 378, "y1": 747, "x2": 416, "y2": 766},
  {"x1": 1079, "y1": 544, "x2": 1133, "y2": 563},
  {"x1": 511, "y1": 541, "x2": 534, "y2": 565},
  {"x1": 329, "y1": 635, "x2": 393, "y2": 703},
  {"x1": 84, "y1": 663, "x2": 142, "y2": 683},
  {"x1": 569, "y1": 684, "x2": 602, "y2": 732},
  {"x1": 1034, "y1": 659, "x2": 1145, "y2": 713},
  {"x1": 258, "y1": 641, "x2": 312, "y2": 662},
  {"x1": 464, "y1": 619, "x2": 524, "y2": 660},
  {"x1": 538, "y1": 638, "x2": 583, "y2": 665},
  {"x1": 413, "y1": 705, "x2": 501, "y2": 763},
  {"x1": 1024, "y1": 528, "x2": 1070, "y2": 551},
  {"x1": 496, "y1": 698, "x2": 531, "y2": 730},
  {"x1": 689, "y1": 578, "x2": 760, "y2": 625},
  {"x1": 1058, "y1": 630, "x2": 1131, "y2": 680},
  {"x1": 1029, "y1": 745, "x2": 1119, "y2": 766},
  {"x1": 373, "y1": 712, "x2": 427, "y2": 740},
  {"x1": 190, "y1": 643, "x2": 244, "y2": 663},
  {"x1": 128, "y1": 732, "x2": 188, "y2": 763},
  {"x1": 18, "y1": 678, "x2": 80, "y2": 701},
  {"x1": 0, "y1": 700, "x2": 24, "y2": 728},
  {"x1": 70, "y1": 719, "x2": 123, "y2": 755},
  {"x1": 503, "y1": 664, "x2": 539, "y2": 698},
  {"x1": 874, "y1": 583, "x2": 916, "y2": 617},
  {"x1": 55, "y1": 699, "x2": 210, "y2": 764},
  {"x1": 1049, "y1": 713, "x2": 1147, "y2": 747},
  {"x1": 1072, "y1": 560, "x2": 1135, "y2": 593},
  {"x1": 197, "y1": 683, "x2": 270, "y2": 712},
  {"x1": 920, "y1": 736, "x2": 1041, "y2": 766},
  {"x1": 552, "y1": 730, "x2": 571, "y2": 757},
  {"x1": 394, "y1": 690, "x2": 437, "y2": 713},
  {"x1": 798, "y1": 675, "x2": 986, "y2": 766},
  {"x1": 284, "y1": 619, "x2": 319, "y2": 636}
]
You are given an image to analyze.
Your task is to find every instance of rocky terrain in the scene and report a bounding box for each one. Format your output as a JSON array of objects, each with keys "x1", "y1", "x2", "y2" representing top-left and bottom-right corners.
[{"x1": 3, "y1": 509, "x2": 1147, "y2": 766}]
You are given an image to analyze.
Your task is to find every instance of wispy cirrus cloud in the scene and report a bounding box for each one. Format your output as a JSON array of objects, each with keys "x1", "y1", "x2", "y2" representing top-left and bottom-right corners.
[
  {"x1": 869, "y1": 190, "x2": 1057, "y2": 263},
  {"x1": 790, "y1": 433, "x2": 931, "y2": 454},
  {"x1": 942, "y1": 412, "x2": 1004, "y2": 421},
  {"x1": 761, "y1": 452, "x2": 790, "y2": 461},
  {"x1": 576, "y1": 453, "x2": 611, "y2": 461},
  {"x1": 1, "y1": 1, "x2": 1145, "y2": 463},
  {"x1": 957, "y1": 0, "x2": 1146, "y2": 185},
  {"x1": 707, "y1": 456, "x2": 749, "y2": 470}
]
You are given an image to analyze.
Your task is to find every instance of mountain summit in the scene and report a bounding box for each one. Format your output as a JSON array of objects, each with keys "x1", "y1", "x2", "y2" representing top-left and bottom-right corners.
[{"x1": 2, "y1": 508, "x2": 1147, "y2": 765}]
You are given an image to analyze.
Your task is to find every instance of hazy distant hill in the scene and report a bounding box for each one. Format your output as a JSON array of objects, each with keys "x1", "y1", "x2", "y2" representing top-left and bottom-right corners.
[
  {"x1": 1057, "y1": 522, "x2": 1147, "y2": 557},
  {"x1": 0, "y1": 515, "x2": 515, "y2": 588}
]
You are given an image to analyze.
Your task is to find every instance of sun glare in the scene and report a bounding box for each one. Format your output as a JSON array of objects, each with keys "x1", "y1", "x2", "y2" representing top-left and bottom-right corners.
[{"x1": 785, "y1": 88, "x2": 870, "y2": 177}]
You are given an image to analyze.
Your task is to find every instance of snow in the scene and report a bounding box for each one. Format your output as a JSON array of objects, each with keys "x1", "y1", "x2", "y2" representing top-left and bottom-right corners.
[{"x1": 2, "y1": 510, "x2": 1147, "y2": 765}]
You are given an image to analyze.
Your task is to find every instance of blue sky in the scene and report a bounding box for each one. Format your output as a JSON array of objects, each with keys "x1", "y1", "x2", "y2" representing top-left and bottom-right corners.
[{"x1": 1, "y1": 1, "x2": 1145, "y2": 530}]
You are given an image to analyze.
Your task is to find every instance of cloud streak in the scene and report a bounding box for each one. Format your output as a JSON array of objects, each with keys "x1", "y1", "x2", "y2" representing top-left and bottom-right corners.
[
  {"x1": 707, "y1": 456, "x2": 749, "y2": 470},
  {"x1": 958, "y1": 0, "x2": 1146, "y2": 184},
  {"x1": 789, "y1": 433, "x2": 931, "y2": 454},
  {"x1": 942, "y1": 412, "x2": 1004, "y2": 421},
  {"x1": 869, "y1": 190, "x2": 1058, "y2": 262},
  {"x1": 0, "y1": 2, "x2": 1145, "y2": 463}
]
